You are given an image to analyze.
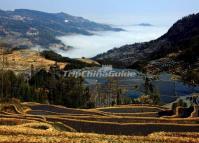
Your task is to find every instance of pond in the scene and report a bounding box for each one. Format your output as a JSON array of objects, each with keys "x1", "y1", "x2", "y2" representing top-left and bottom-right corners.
[{"x1": 82, "y1": 68, "x2": 199, "y2": 104}]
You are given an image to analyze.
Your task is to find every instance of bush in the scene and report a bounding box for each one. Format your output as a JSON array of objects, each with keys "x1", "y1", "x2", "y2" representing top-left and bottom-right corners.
[
  {"x1": 86, "y1": 102, "x2": 95, "y2": 109},
  {"x1": 172, "y1": 99, "x2": 187, "y2": 114},
  {"x1": 41, "y1": 50, "x2": 98, "y2": 70}
]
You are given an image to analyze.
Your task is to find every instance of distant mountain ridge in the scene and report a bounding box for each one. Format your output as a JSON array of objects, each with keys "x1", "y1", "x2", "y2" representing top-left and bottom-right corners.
[
  {"x1": 0, "y1": 9, "x2": 123, "y2": 50},
  {"x1": 137, "y1": 23, "x2": 153, "y2": 26},
  {"x1": 94, "y1": 13, "x2": 199, "y2": 72}
]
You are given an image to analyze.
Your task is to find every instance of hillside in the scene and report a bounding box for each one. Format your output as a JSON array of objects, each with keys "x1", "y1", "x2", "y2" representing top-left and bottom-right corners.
[
  {"x1": 0, "y1": 9, "x2": 123, "y2": 50},
  {"x1": 94, "y1": 13, "x2": 199, "y2": 74},
  {"x1": 0, "y1": 48, "x2": 99, "y2": 73},
  {"x1": 0, "y1": 49, "x2": 67, "y2": 73}
]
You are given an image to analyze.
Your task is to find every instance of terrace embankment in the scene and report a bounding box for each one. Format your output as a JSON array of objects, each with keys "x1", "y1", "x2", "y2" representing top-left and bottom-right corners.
[{"x1": 27, "y1": 104, "x2": 105, "y2": 116}]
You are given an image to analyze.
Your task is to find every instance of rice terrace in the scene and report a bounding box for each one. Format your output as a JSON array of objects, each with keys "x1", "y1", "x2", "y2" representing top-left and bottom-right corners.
[{"x1": 0, "y1": 99, "x2": 199, "y2": 143}]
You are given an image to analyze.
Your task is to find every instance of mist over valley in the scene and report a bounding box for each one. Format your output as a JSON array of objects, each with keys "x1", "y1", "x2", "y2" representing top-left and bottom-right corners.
[{"x1": 57, "y1": 25, "x2": 169, "y2": 58}]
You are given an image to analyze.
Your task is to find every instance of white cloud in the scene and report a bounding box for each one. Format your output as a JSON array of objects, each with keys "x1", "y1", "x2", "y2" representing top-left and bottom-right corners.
[{"x1": 57, "y1": 25, "x2": 169, "y2": 58}]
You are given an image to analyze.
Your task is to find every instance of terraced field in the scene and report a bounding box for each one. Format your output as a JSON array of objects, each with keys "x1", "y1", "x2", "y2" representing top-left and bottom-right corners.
[
  {"x1": 0, "y1": 50, "x2": 66, "y2": 72},
  {"x1": 27, "y1": 104, "x2": 103, "y2": 116},
  {"x1": 24, "y1": 104, "x2": 199, "y2": 135},
  {"x1": 1, "y1": 103, "x2": 199, "y2": 142},
  {"x1": 58, "y1": 115, "x2": 199, "y2": 124},
  {"x1": 0, "y1": 123, "x2": 199, "y2": 143},
  {"x1": 47, "y1": 117, "x2": 199, "y2": 136},
  {"x1": 98, "y1": 106, "x2": 163, "y2": 113}
]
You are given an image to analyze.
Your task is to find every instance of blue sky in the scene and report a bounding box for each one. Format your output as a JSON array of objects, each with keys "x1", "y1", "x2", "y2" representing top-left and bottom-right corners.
[{"x1": 0, "y1": 0, "x2": 199, "y2": 25}]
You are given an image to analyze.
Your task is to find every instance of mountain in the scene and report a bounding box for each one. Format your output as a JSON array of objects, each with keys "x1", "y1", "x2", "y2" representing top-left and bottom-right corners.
[
  {"x1": 0, "y1": 9, "x2": 123, "y2": 50},
  {"x1": 94, "y1": 13, "x2": 199, "y2": 74},
  {"x1": 137, "y1": 23, "x2": 153, "y2": 26}
]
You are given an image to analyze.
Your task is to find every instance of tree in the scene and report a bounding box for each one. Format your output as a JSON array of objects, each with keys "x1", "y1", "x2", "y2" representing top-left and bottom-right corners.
[
  {"x1": 172, "y1": 99, "x2": 187, "y2": 113},
  {"x1": 182, "y1": 70, "x2": 199, "y2": 85},
  {"x1": 150, "y1": 89, "x2": 160, "y2": 105},
  {"x1": 116, "y1": 88, "x2": 122, "y2": 105},
  {"x1": 143, "y1": 77, "x2": 160, "y2": 105},
  {"x1": 0, "y1": 68, "x2": 91, "y2": 108}
]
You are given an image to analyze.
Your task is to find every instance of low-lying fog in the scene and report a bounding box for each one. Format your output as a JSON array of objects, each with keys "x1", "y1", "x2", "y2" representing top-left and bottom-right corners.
[{"x1": 57, "y1": 25, "x2": 169, "y2": 58}]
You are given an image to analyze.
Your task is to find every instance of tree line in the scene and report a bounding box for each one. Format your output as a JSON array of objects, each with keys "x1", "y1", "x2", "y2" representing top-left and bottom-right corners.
[{"x1": 0, "y1": 69, "x2": 91, "y2": 108}]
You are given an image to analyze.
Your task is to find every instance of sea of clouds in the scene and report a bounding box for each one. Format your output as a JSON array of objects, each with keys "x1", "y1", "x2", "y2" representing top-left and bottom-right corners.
[{"x1": 57, "y1": 25, "x2": 169, "y2": 58}]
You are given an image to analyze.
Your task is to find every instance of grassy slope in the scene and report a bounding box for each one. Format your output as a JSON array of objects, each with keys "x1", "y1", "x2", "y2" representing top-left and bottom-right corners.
[
  {"x1": 77, "y1": 58, "x2": 100, "y2": 65},
  {"x1": 0, "y1": 49, "x2": 66, "y2": 72}
]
